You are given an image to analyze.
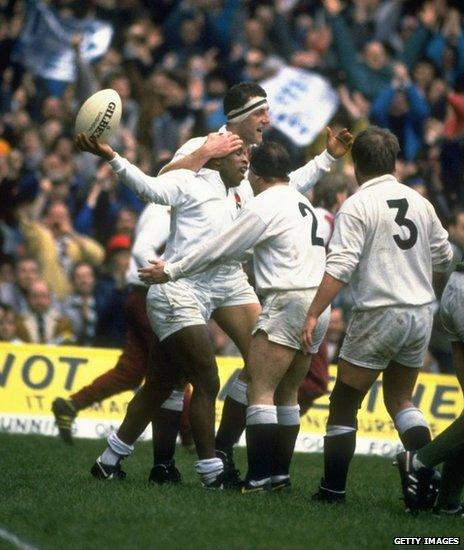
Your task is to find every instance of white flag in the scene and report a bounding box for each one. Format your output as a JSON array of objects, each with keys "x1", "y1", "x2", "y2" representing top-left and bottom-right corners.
[
  {"x1": 261, "y1": 67, "x2": 339, "y2": 146},
  {"x1": 12, "y1": 0, "x2": 113, "y2": 83}
]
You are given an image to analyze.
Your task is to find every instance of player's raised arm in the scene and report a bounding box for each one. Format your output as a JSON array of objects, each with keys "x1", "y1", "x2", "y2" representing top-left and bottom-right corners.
[
  {"x1": 75, "y1": 133, "x2": 188, "y2": 206},
  {"x1": 288, "y1": 127, "x2": 353, "y2": 193},
  {"x1": 159, "y1": 132, "x2": 243, "y2": 175}
]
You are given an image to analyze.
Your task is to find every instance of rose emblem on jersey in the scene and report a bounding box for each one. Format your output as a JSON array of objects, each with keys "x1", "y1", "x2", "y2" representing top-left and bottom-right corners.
[{"x1": 234, "y1": 192, "x2": 242, "y2": 210}]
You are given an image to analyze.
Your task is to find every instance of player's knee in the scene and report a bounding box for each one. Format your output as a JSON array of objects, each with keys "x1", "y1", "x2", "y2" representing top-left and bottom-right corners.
[
  {"x1": 191, "y1": 371, "x2": 220, "y2": 400},
  {"x1": 327, "y1": 379, "x2": 366, "y2": 428},
  {"x1": 383, "y1": 393, "x2": 413, "y2": 418}
]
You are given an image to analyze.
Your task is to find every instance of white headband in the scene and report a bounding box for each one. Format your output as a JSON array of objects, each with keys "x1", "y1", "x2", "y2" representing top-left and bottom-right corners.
[{"x1": 226, "y1": 96, "x2": 268, "y2": 123}]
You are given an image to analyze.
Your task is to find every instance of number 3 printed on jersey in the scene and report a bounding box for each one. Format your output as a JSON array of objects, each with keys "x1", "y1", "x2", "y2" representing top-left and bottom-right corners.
[
  {"x1": 387, "y1": 198, "x2": 418, "y2": 250},
  {"x1": 298, "y1": 202, "x2": 324, "y2": 246}
]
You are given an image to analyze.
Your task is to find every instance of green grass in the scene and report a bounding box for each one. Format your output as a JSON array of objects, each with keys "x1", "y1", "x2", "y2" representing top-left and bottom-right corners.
[{"x1": 0, "y1": 433, "x2": 462, "y2": 550}]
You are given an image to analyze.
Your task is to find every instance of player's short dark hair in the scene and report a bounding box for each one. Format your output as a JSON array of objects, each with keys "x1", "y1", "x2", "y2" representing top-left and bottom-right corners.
[
  {"x1": 223, "y1": 82, "x2": 267, "y2": 116},
  {"x1": 351, "y1": 126, "x2": 400, "y2": 177},
  {"x1": 313, "y1": 173, "x2": 348, "y2": 210},
  {"x1": 250, "y1": 141, "x2": 291, "y2": 181}
]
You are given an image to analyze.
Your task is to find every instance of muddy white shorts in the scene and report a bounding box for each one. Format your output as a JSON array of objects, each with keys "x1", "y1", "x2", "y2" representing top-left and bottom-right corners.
[
  {"x1": 440, "y1": 272, "x2": 464, "y2": 342},
  {"x1": 252, "y1": 288, "x2": 330, "y2": 352},
  {"x1": 146, "y1": 279, "x2": 211, "y2": 342},
  {"x1": 210, "y1": 265, "x2": 259, "y2": 310},
  {"x1": 339, "y1": 304, "x2": 434, "y2": 370}
]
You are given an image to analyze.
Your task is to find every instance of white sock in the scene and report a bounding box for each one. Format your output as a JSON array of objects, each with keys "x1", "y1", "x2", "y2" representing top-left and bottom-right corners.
[
  {"x1": 228, "y1": 378, "x2": 248, "y2": 406},
  {"x1": 246, "y1": 404, "x2": 277, "y2": 425},
  {"x1": 325, "y1": 425, "x2": 356, "y2": 437},
  {"x1": 100, "y1": 432, "x2": 134, "y2": 465},
  {"x1": 195, "y1": 457, "x2": 224, "y2": 485},
  {"x1": 161, "y1": 390, "x2": 184, "y2": 412},
  {"x1": 276, "y1": 405, "x2": 300, "y2": 426},
  {"x1": 394, "y1": 407, "x2": 428, "y2": 435}
]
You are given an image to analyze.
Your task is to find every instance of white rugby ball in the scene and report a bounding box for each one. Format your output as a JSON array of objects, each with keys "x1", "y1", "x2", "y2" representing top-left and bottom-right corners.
[{"x1": 75, "y1": 89, "x2": 122, "y2": 141}]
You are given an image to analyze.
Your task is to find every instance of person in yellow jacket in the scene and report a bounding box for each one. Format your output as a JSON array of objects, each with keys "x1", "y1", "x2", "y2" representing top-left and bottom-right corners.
[{"x1": 19, "y1": 202, "x2": 105, "y2": 301}]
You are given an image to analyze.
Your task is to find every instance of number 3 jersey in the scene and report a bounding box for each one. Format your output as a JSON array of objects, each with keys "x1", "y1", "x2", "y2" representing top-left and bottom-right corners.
[
  {"x1": 166, "y1": 185, "x2": 326, "y2": 294},
  {"x1": 326, "y1": 174, "x2": 453, "y2": 310}
]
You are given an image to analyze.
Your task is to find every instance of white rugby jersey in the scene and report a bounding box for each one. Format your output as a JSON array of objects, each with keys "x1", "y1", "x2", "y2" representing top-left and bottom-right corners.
[
  {"x1": 165, "y1": 185, "x2": 327, "y2": 293},
  {"x1": 126, "y1": 203, "x2": 171, "y2": 287},
  {"x1": 109, "y1": 154, "x2": 241, "y2": 273},
  {"x1": 170, "y1": 128, "x2": 335, "y2": 211},
  {"x1": 326, "y1": 174, "x2": 453, "y2": 310}
]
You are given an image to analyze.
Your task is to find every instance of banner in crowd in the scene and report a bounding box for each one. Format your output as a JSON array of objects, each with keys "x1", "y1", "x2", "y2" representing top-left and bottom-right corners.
[
  {"x1": 260, "y1": 67, "x2": 339, "y2": 147},
  {"x1": 12, "y1": 0, "x2": 113, "y2": 82},
  {"x1": 0, "y1": 343, "x2": 462, "y2": 457}
]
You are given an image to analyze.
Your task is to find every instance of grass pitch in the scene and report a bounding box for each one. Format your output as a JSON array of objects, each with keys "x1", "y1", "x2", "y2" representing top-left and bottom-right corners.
[{"x1": 0, "y1": 433, "x2": 462, "y2": 550}]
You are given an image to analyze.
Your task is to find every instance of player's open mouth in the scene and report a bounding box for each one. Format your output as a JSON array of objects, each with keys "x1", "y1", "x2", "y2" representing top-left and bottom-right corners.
[{"x1": 239, "y1": 166, "x2": 247, "y2": 175}]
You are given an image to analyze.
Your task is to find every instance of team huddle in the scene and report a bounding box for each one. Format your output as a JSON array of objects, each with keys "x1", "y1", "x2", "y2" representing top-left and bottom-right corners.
[{"x1": 70, "y1": 82, "x2": 463, "y2": 513}]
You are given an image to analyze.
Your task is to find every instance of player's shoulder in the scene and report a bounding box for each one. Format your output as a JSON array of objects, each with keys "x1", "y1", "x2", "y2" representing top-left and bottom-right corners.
[{"x1": 172, "y1": 136, "x2": 208, "y2": 159}]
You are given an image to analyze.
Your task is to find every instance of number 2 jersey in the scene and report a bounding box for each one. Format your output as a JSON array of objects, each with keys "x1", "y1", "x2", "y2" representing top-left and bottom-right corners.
[
  {"x1": 326, "y1": 174, "x2": 453, "y2": 310},
  {"x1": 166, "y1": 185, "x2": 326, "y2": 294}
]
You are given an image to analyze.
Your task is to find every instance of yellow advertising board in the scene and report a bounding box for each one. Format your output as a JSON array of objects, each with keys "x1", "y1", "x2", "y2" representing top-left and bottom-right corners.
[{"x1": 0, "y1": 342, "x2": 462, "y2": 456}]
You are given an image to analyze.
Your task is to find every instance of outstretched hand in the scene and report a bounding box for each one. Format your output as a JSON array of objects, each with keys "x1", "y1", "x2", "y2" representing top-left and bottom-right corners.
[
  {"x1": 74, "y1": 133, "x2": 116, "y2": 161},
  {"x1": 326, "y1": 127, "x2": 354, "y2": 159},
  {"x1": 138, "y1": 259, "x2": 169, "y2": 284}
]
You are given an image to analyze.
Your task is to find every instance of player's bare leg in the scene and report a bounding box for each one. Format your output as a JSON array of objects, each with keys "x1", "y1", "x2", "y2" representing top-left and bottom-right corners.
[
  {"x1": 212, "y1": 303, "x2": 260, "y2": 468},
  {"x1": 315, "y1": 358, "x2": 380, "y2": 502},
  {"x1": 160, "y1": 325, "x2": 224, "y2": 486},
  {"x1": 383, "y1": 361, "x2": 431, "y2": 452},
  {"x1": 91, "y1": 342, "x2": 181, "y2": 481},
  {"x1": 244, "y1": 331, "x2": 298, "y2": 490}
]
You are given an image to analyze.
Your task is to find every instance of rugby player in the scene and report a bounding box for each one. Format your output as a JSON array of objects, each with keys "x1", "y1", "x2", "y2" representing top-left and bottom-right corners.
[
  {"x1": 51, "y1": 203, "x2": 172, "y2": 444},
  {"x1": 301, "y1": 126, "x2": 453, "y2": 502},
  {"x1": 141, "y1": 141, "x2": 330, "y2": 492},
  {"x1": 159, "y1": 81, "x2": 353, "y2": 472},
  {"x1": 76, "y1": 132, "x2": 261, "y2": 486},
  {"x1": 76, "y1": 84, "x2": 352, "y2": 486},
  {"x1": 397, "y1": 256, "x2": 464, "y2": 515}
]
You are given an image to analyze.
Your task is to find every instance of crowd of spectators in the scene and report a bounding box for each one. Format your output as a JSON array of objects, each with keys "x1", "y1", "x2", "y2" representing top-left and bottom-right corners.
[{"x1": 0, "y1": 0, "x2": 463, "y2": 373}]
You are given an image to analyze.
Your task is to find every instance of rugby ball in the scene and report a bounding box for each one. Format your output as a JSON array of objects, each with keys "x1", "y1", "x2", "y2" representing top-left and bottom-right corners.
[{"x1": 74, "y1": 89, "x2": 122, "y2": 141}]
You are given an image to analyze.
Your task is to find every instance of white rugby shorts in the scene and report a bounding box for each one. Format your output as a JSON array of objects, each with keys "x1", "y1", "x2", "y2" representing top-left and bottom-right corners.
[
  {"x1": 210, "y1": 265, "x2": 259, "y2": 309},
  {"x1": 339, "y1": 304, "x2": 434, "y2": 370},
  {"x1": 252, "y1": 288, "x2": 330, "y2": 352},
  {"x1": 146, "y1": 266, "x2": 258, "y2": 342},
  {"x1": 146, "y1": 279, "x2": 211, "y2": 342},
  {"x1": 440, "y1": 272, "x2": 464, "y2": 342}
]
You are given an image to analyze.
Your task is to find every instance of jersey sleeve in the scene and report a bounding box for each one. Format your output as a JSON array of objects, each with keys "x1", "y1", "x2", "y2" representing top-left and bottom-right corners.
[
  {"x1": 325, "y1": 210, "x2": 366, "y2": 283},
  {"x1": 165, "y1": 210, "x2": 267, "y2": 281},
  {"x1": 109, "y1": 154, "x2": 190, "y2": 206},
  {"x1": 427, "y1": 202, "x2": 453, "y2": 272},
  {"x1": 288, "y1": 150, "x2": 335, "y2": 194},
  {"x1": 170, "y1": 137, "x2": 208, "y2": 162},
  {"x1": 131, "y1": 205, "x2": 170, "y2": 268}
]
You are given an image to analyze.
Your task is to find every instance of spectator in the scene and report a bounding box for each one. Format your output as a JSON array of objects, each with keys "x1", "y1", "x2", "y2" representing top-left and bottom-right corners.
[
  {"x1": 370, "y1": 63, "x2": 430, "y2": 161},
  {"x1": 61, "y1": 262, "x2": 98, "y2": 346},
  {"x1": 0, "y1": 256, "x2": 40, "y2": 313},
  {"x1": 18, "y1": 201, "x2": 105, "y2": 301},
  {"x1": 94, "y1": 234, "x2": 131, "y2": 347},
  {"x1": 0, "y1": 303, "x2": 22, "y2": 343},
  {"x1": 16, "y1": 279, "x2": 74, "y2": 344}
]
